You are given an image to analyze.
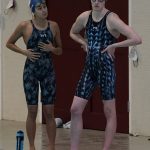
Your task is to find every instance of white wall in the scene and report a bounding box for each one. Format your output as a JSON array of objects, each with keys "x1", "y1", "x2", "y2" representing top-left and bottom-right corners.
[
  {"x1": 129, "y1": 0, "x2": 150, "y2": 136},
  {"x1": 1, "y1": 0, "x2": 42, "y2": 122}
]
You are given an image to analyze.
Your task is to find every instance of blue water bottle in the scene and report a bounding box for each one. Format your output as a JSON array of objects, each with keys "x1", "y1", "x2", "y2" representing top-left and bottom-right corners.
[{"x1": 16, "y1": 130, "x2": 24, "y2": 150}]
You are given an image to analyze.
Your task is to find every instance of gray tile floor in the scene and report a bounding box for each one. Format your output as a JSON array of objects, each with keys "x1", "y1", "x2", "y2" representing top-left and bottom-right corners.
[{"x1": 0, "y1": 120, "x2": 150, "y2": 150}]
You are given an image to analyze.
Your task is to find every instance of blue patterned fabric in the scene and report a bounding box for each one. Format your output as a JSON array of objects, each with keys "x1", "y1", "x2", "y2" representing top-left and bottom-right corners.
[
  {"x1": 23, "y1": 21, "x2": 56, "y2": 105},
  {"x1": 75, "y1": 11, "x2": 117, "y2": 100}
]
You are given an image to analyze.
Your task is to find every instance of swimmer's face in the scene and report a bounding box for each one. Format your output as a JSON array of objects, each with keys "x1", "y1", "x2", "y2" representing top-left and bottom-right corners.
[
  {"x1": 34, "y1": 2, "x2": 48, "y2": 19},
  {"x1": 91, "y1": 0, "x2": 106, "y2": 11}
]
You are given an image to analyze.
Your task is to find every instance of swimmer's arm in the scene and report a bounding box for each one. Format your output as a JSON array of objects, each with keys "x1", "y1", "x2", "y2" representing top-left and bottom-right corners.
[
  {"x1": 50, "y1": 22, "x2": 62, "y2": 55},
  {"x1": 70, "y1": 12, "x2": 88, "y2": 46},
  {"x1": 108, "y1": 13, "x2": 142, "y2": 49},
  {"x1": 6, "y1": 22, "x2": 27, "y2": 56}
]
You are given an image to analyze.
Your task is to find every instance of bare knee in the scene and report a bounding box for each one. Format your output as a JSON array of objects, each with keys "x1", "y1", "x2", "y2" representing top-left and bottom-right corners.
[
  {"x1": 104, "y1": 107, "x2": 112, "y2": 118},
  {"x1": 43, "y1": 105, "x2": 54, "y2": 121},
  {"x1": 70, "y1": 105, "x2": 82, "y2": 116},
  {"x1": 104, "y1": 106, "x2": 116, "y2": 120},
  {"x1": 103, "y1": 100, "x2": 116, "y2": 119},
  {"x1": 44, "y1": 111, "x2": 54, "y2": 121},
  {"x1": 70, "y1": 97, "x2": 87, "y2": 116},
  {"x1": 27, "y1": 106, "x2": 38, "y2": 121}
]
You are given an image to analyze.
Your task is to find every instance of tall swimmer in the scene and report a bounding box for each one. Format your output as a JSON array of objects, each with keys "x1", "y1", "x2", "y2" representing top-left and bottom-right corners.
[
  {"x1": 70, "y1": 0, "x2": 142, "y2": 150},
  {"x1": 6, "y1": 0, "x2": 62, "y2": 150}
]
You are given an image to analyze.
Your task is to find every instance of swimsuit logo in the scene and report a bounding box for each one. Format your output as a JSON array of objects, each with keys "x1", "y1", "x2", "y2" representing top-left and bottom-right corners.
[{"x1": 40, "y1": 33, "x2": 47, "y2": 38}]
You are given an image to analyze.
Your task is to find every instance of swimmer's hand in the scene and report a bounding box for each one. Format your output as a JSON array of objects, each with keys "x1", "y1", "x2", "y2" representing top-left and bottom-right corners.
[
  {"x1": 101, "y1": 45, "x2": 116, "y2": 60},
  {"x1": 23, "y1": 49, "x2": 41, "y2": 62},
  {"x1": 38, "y1": 41, "x2": 54, "y2": 52},
  {"x1": 81, "y1": 42, "x2": 88, "y2": 53}
]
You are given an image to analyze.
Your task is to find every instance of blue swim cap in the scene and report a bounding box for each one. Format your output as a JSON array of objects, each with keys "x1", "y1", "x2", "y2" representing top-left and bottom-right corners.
[{"x1": 29, "y1": 0, "x2": 45, "y2": 13}]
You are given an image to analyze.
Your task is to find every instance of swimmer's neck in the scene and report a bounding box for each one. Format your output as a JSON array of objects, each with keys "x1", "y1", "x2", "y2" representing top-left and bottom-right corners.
[{"x1": 32, "y1": 17, "x2": 48, "y2": 29}]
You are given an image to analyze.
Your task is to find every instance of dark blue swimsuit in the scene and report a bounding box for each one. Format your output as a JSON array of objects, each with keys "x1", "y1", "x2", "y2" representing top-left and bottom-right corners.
[
  {"x1": 23, "y1": 21, "x2": 56, "y2": 105},
  {"x1": 75, "y1": 11, "x2": 117, "y2": 100}
]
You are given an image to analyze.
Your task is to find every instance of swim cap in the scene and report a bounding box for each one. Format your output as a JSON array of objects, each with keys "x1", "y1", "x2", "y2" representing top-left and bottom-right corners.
[{"x1": 29, "y1": 0, "x2": 45, "y2": 13}]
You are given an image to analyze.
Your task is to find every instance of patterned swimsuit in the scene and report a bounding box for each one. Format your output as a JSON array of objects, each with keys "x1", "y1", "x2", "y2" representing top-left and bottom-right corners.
[
  {"x1": 75, "y1": 11, "x2": 117, "y2": 100},
  {"x1": 23, "y1": 20, "x2": 56, "y2": 105}
]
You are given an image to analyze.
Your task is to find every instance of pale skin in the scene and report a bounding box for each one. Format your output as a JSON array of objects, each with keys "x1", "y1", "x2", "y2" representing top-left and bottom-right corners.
[
  {"x1": 70, "y1": 0, "x2": 142, "y2": 150},
  {"x1": 6, "y1": 2, "x2": 62, "y2": 150}
]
